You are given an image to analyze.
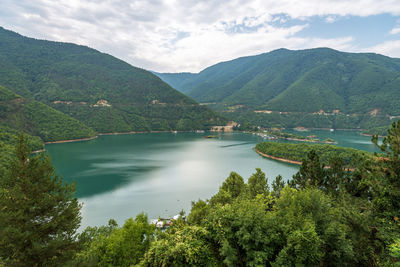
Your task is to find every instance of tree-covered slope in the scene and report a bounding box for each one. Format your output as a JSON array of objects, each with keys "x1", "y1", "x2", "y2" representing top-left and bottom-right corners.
[
  {"x1": 0, "y1": 85, "x2": 95, "y2": 141},
  {"x1": 156, "y1": 48, "x2": 400, "y2": 115},
  {"x1": 152, "y1": 72, "x2": 196, "y2": 94},
  {"x1": 0, "y1": 27, "x2": 226, "y2": 133},
  {"x1": 0, "y1": 125, "x2": 43, "y2": 178}
]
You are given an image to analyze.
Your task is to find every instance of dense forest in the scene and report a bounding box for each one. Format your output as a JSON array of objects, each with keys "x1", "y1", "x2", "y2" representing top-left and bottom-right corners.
[
  {"x1": 0, "y1": 126, "x2": 43, "y2": 178},
  {"x1": 229, "y1": 110, "x2": 394, "y2": 130},
  {"x1": 0, "y1": 26, "x2": 226, "y2": 136},
  {"x1": 156, "y1": 48, "x2": 400, "y2": 129},
  {"x1": 0, "y1": 85, "x2": 95, "y2": 142},
  {"x1": 362, "y1": 124, "x2": 393, "y2": 136},
  {"x1": 156, "y1": 48, "x2": 400, "y2": 115},
  {"x1": 0, "y1": 27, "x2": 229, "y2": 179},
  {"x1": 1, "y1": 122, "x2": 399, "y2": 266},
  {"x1": 255, "y1": 142, "x2": 372, "y2": 166}
]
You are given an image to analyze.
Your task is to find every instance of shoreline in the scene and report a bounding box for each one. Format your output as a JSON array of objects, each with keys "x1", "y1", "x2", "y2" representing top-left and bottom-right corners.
[
  {"x1": 31, "y1": 149, "x2": 45, "y2": 154},
  {"x1": 308, "y1": 128, "x2": 363, "y2": 131},
  {"x1": 97, "y1": 130, "x2": 179, "y2": 136},
  {"x1": 44, "y1": 136, "x2": 98, "y2": 144},
  {"x1": 254, "y1": 148, "x2": 356, "y2": 171},
  {"x1": 254, "y1": 148, "x2": 302, "y2": 165},
  {"x1": 250, "y1": 132, "x2": 337, "y2": 144},
  {"x1": 360, "y1": 133, "x2": 386, "y2": 138},
  {"x1": 43, "y1": 130, "x2": 199, "y2": 145}
]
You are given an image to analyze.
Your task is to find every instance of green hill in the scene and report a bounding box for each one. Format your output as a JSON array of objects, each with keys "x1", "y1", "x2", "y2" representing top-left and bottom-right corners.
[
  {"x1": 152, "y1": 72, "x2": 196, "y2": 94},
  {"x1": 156, "y1": 48, "x2": 400, "y2": 116},
  {"x1": 0, "y1": 124, "x2": 44, "y2": 177},
  {"x1": 0, "y1": 27, "x2": 226, "y2": 134},
  {"x1": 0, "y1": 85, "x2": 95, "y2": 141}
]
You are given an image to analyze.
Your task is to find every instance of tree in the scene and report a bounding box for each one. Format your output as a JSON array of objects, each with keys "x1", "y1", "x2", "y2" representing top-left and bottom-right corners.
[
  {"x1": 272, "y1": 187, "x2": 356, "y2": 266},
  {"x1": 290, "y1": 150, "x2": 325, "y2": 189},
  {"x1": 389, "y1": 238, "x2": 400, "y2": 266},
  {"x1": 73, "y1": 214, "x2": 155, "y2": 267},
  {"x1": 207, "y1": 198, "x2": 280, "y2": 266},
  {"x1": 369, "y1": 121, "x2": 400, "y2": 260},
  {"x1": 141, "y1": 225, "x2": 216, "y2": 266},
  {"x1": 371, "y1": 120, "x2": 400, "y2": 220},
  {"x1": 271, "y1": 175, "x2": 285, "y2": 198},
  {"x1": 188, "y1": 199, "x2": 209, "y2": 225},
  {"x1": 247, "y1": 168, "x2": 269, "y2": 198},
  {"x1": 209, "y1": 172, "x2": 246, "y2": 206},
  {"x1": 0, "y1": 134, "x2": 81, "y2": 266},
  {"x1": 324, "y1": 157, "x2": 344, "y2": 192}
]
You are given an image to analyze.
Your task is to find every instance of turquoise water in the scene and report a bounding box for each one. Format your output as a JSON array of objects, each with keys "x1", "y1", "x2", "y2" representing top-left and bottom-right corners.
[{"x1": 45, "y1": 131, "x2": 379, "y2": 229}]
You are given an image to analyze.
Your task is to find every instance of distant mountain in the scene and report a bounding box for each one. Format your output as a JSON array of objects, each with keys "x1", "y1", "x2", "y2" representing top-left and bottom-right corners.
[
  {"x1": 0, "y1": 27, "x2": 226, "y2": 136},
  {"x1": 155, "y1": 48, "x2": 400, "y2": 116},
  {"x1": 152, "y1": 72, "x2": 196, "y2": 94}
]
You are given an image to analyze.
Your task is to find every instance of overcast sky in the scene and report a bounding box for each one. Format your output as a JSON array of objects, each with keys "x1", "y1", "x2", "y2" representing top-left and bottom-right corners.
[{"x1": 1, "y1": 0, "x2": 400, "y2": 72}]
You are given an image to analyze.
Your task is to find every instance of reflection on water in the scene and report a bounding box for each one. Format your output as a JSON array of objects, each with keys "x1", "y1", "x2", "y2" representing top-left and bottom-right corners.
[{"x1": 46, "y1": 131, "x2": 379, "y2": 229}]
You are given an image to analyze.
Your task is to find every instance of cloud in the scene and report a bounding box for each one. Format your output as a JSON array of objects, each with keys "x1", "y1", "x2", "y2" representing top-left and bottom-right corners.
[
  {"x1": 390, "y1": 27, "x2": 400, "y2": 35},
  {"x1": 325, "y1": 16, "x2": 337, "y2": 23},
  {"x1": 365, "y1": 40, "x2": 400, "y2": 58},
  {"x1": 0, "y1": 0, "x2": 399, "y2": 72}
]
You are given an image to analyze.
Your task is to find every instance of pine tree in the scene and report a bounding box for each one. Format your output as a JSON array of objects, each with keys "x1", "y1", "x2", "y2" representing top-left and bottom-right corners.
[
  {"x1": 248, "y1": 168, "x2": 269, "y2": 198},
  {"x1": 290, "y1": 150, "x2": 325, "y2": 189},
  {"x1": 0, "y1": 134, "x2": 81, "y2": 266}
]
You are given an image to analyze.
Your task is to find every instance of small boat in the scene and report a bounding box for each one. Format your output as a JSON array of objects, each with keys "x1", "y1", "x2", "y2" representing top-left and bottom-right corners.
[
  {"x1": 204, "y1": 135, "x2": 217, "y2": 139},
  {"x1": 330, "y1": 129, "x2": 334, "y2": 132}
]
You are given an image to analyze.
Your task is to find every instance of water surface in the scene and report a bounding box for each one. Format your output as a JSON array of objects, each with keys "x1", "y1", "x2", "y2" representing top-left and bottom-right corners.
[{"x1": 46, "y1": 131, "x2": 379, "y2": 229}]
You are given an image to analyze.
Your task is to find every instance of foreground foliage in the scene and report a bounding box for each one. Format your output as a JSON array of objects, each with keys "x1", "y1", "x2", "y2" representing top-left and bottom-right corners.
[
  {"x1": 0, "y1": 135, "x2": 81, "y2": 266},
  {"x1": 2, "y1": 122, "x2": 400, "y2": 266}
]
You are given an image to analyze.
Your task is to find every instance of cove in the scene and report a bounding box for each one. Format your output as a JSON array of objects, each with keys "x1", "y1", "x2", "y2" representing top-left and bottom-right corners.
[{"x1": 45, "y1": 131, "x2": 379, "y2": 229}]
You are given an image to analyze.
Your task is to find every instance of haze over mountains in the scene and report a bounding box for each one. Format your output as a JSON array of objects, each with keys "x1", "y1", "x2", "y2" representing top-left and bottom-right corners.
[
  {"x1": 156, "y1": 48, "x2": 400, "y2": 116},
  {"x1": 0, "y1": 27, "x2": 225, "y2": 144}
]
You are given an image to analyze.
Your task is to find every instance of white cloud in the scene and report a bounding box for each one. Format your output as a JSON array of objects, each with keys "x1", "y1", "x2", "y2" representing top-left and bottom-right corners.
[
  {"x1": 325, "y1": 16, "x2": 337, "y2": 23},
  {"x1": 365, "y1": 40, "x2": 400, "y2": 58},
  {"x1": 390, "y1": 27, "x2": 400, "y2": 35},
  {"x1": 0, "y1": 0, "x2": 399, "y2": 72}
]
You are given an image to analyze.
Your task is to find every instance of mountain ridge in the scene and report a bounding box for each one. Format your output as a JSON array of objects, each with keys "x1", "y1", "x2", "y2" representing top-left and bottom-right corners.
[
  {"x1": 0, "y1": 26, "x2": 226, "y2": 138},
  {"x1": 155, "y1": 47, "x2": 400, "y2": 116}
]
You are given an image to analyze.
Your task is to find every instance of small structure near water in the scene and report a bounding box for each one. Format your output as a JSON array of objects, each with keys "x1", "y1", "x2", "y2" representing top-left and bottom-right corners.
[
  {"x1": 151, "y1": 214, "x2": 185, "y2": 230},
  {"x1": 210, "y1": 121, "x2": 238, "y2": 132}
]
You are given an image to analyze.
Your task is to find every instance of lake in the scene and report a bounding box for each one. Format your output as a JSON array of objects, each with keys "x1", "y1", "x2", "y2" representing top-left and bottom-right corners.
[{"x1": 45, "y1": 130, "x2": 380, "y2": 229}]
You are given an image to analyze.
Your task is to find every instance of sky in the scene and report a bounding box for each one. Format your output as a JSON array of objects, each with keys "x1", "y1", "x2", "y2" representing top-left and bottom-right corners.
[{"x1": 1, "y1": 0, "x2": 400, "y2": 73}]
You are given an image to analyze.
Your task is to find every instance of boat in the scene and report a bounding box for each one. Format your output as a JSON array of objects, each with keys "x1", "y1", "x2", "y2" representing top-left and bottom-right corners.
[{"x1": 204, "y1": 135, "x2": 217, "y2": 139}]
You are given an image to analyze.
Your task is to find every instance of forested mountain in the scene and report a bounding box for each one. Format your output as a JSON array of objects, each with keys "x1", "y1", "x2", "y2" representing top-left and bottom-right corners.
[
  {"x1": 0, "y1": 27, "x2": 226, "y2": 135},
  {"x1": 156, "y1": 48, "x2": 400, "y2": 115},
  {"x1": 0, "y1": 85, "x2": 95, "y2": 142},
  {"x1": 152, "y1": 72, "x2": 196, "y2": 94}
]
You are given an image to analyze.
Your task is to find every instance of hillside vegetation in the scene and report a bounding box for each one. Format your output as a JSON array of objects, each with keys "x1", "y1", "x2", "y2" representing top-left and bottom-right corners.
[
  {"x1": 0, "y1": 27, "x2": 227, "y2": 177},
  {"x1": 0, "y1": 85, "x2": 95, "y2": 141},
  {"x1": 156, "y1": 48, "x2": 400, "y2": 127},
  {"x1": 255, "y1": 141, "x2": 371, "y2": 166},
  {"x1": 0, "y1": 125, "x2": 43, "y2": 177},
  {"x1": 230, "y1": 110, "x2": 394, "y2": 130},
  {"x1": 0, "y1": 27, "x2": 226, "y2": 135}
]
